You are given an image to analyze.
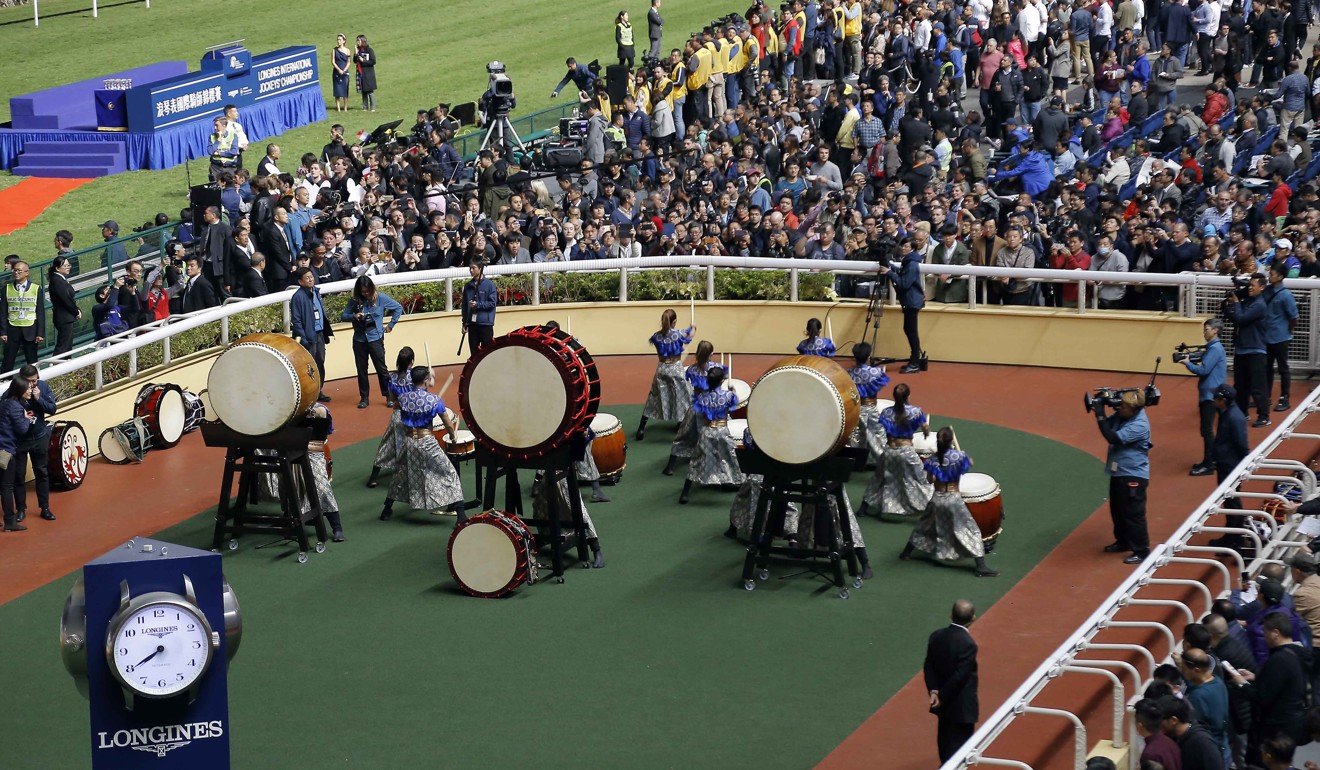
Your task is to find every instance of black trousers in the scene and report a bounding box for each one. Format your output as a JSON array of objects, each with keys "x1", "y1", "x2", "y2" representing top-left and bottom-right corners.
[
  {"x1": 1233, "y1": 352, "x2": 1269, "y2": 420},
  {"x1": 299, "y1": 336, "x2": 327, "y2": 395},
  {"x1": 1109, "y1": 475, "x2": 1150, "y2": 553},
  {"x1": 15, "y1": 438, "x2": 50, "y2": 513},
  {"x1": 0, "y1": 453, "x2": 22, "y2": 524},
  {"x1": 902, "y1": 307, "x2": 921, "y2": 366},
  {"x1": 2, "y1": 333, "x2": 38, "y2": 372},
  {"x1": 1198, "y1": 399, "x2": 1216, "y2": 465},
  {"x1": 937, "y1": 719, "x2": 975, "y2": 763},
  {"x1": 468, "y1": 324, "x2": 494, "y2": 358},
  {"x1": 1265, "y1": 340, "x2": 1291, "y2": 402},
  {"x1": 352, "y1": 338, "x2": 389, "y2": 401},
  {"x1": 53, "y1": 321, "x2": 75, "y2": 355}
]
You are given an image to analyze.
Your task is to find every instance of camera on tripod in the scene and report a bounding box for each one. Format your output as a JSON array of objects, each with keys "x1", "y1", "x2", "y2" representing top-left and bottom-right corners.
[{"x1": 484, "y1": 61, "x2": 516, "y2": 117}]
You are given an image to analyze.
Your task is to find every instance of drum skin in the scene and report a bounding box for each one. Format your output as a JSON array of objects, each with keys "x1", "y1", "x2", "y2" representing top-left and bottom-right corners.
[
  {"x1": 447, "y1": 511, "x2": 538, "y2": 598},
  {"x1": 442, "y1": 430, "x2": 477, "y2": 458},
  {"x1": 728, "y1": 379, "x2": 751, "y2": 419},
  {"x1": 208, "y1": 333, "x2": 320, "y2": 436},
  {"x1": 48, "y1": 421, "x2": 89, "y2": 490},
  {"x1": 746, "y1": 355, "x2": 860, "y2": 465},
  {"x1": 727, "y1": 418, "x2": 749, "y2": 448},
  {"x1": 912, "y1": 432, "x2": 939, "y2": 458},
  {"x1": 588, "y1": 413, "x2": 626, "y2": 480},
  {"x1": 134, "y1": 383, "x2": 186, "y2": 449},
  {"x1": 960, "y1": 472, "x2": 1004, "y2": 546}
]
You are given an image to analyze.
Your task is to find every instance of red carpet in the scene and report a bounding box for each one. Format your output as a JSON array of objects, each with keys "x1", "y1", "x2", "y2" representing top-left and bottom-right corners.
[{"x1": 0, "y1": 176, "x2": 92, "y2": 235}]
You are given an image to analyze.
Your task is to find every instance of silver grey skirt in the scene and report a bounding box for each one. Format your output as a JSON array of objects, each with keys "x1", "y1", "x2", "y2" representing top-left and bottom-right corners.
[
  {"x1": 643, "y1": 359, "x2": 692, "y2": 422},
  {"x1": 848, "y1": 404, "x2": 888, "y2": 467},
  {"x1": 864, "y1": 444, "x2": 933, "y2": 515},
  {"x1": 729, "y1": 474, "x2": 799, "y2": 541},
  {"x1": 373, "y1": 410, "x2": 406, "y2": 472},
  {"x1": 907, "y1": 490, "x2": 986, "y2": 560},
  {"x1": 387, "y1": 434, "x2": 464, "y2": 511},
  {"x1": 575, "y1": 439, "x2": 601, "y2": 482},
  {"x1": 670, "y1": 409, "x2": 700, "y2": 459},
  {"x1": 794, "y1": 488, "x2": 865, "y2": 550},
  {"x1": 688, "y1": 423, "x2": 746, "y2": 487},
  {"x1": 533, "y1": 475, "x2": 598, "y2": 539},
  {"x1": 255, "y1": 449, "x2": 336, "y2": 515}
]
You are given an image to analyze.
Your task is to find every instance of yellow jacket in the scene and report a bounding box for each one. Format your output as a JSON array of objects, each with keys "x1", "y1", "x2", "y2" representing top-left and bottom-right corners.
[
  {"x1": 669, "y1": 61, "x2": 688, "y2": 101},
  {"x1": 843, "y1": 1, "x2": 863, "y2": 37},
  {"x1": 704, "y1": 39, "x2": 726, "y2": 74},
  {"x1": 687, "y1": 47, "x2": 712, "y2": 90}
]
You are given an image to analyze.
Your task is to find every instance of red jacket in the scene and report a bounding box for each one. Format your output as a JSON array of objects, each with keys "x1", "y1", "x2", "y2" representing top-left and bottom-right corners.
[
  {"x1": 1265, "y1": 182, "x2": 1293, "y2": 218},
  {"x1": 1050, "y1": 250, "x2": 1090, "y2": 303},
  {"x1": 1203, "y1": 92, "x2": 1229, "y2": 126}
]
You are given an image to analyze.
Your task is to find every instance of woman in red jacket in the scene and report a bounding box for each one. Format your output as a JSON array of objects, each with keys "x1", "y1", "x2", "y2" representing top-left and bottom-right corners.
[{"x1": 1050, "y1": 233, "x2": 1091, "y2": 308}]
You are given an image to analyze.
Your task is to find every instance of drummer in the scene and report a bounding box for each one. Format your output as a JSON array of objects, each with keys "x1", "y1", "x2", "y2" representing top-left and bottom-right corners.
[
  {"x1": 366, "y1": 347, "x2": 417, "y2": 488},
  {"x1": 532, "y1": 432, "x2": 606, "y2": 569},
  {"x1": 859, "y1": 383, "x2": 934, "y2": 519},
  {"x1": 900, "y1": 427, "x2": 999, "y2": 577},
  {"x1": 305, "y1": 402, "x2": 345, "y2": 543},
  {"x1": 544, "y1": 320, "x2": 611, "y2": 504},
  {"x1": 379, "y1": 366, "x2": 467, "y2": 521},
  {"x1": 847, "y1": 342, "x2": 890, "y2": 467},
  {"x1": 797, "y1": 318, "x2": 836, "y2": 357},
  {"x1": 665, "y1": 340, "x2": 716, "y2": 476},
  {"x1": 635, "y1": 308, "x2": 695, "y2": 441},
  {"x1": 679, "y1": 365, "x2": 746, "y2": 504}
]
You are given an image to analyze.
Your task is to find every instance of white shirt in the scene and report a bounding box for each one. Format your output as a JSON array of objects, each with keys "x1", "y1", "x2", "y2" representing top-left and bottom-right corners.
[
  {"x1": 1133, "y1": 0, "x2": 1145, "y2": 29},
  {"x1": 1020, "y1": 1, "x2": 1043, "y2": 41},
  {"x1": 229, "y1": 118, "x2": 249, "y2": 151},
  {"x1": 1095, "y1": 1, "x2": 1114, "y2": 36},
  {"x1": 913, "y1": 18, "x2": 932, "y2": 49},
  {"x1": 970, "y1": 0, "x2": 992, "y2": 27}
]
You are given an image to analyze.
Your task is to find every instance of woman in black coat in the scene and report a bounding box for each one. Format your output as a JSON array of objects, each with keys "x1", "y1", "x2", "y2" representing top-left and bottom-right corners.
[
  {"x1": 47, "y1": 257, "x2": 80, "y2": 354},
  {"x1": 355, "y1": 35, "x2": 378, "y2": 112}
]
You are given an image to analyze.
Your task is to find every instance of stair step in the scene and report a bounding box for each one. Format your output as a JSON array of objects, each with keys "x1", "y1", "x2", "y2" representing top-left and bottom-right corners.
[
  {"x1": 18, "y1": 153, "x2": 123, "y2": 167},
  {"x1": 20, "y1": 141, "x2": 126, "y2": 156},
  {"x1": 12, "y1": 164, "x2": 116, "y2": 178}
]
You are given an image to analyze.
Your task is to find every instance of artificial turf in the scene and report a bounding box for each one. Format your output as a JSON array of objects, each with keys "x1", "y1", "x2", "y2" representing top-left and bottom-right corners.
[{"x1": 0, "y1": 405, "x2": 1102, "y2": 768}]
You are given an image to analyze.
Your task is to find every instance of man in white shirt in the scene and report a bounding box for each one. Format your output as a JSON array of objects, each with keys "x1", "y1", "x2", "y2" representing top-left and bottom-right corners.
[
  {"x1": 913, "y1": 8, "x2": 933, "y2": 50},
  {"x1": 1093, "y1": 0, "x2": 1115, "y2": 72},
  {"x1": 223, "y1": 104, "x2": 249, "y2": 169},
  {"x1": 1020, "y1": 0, "x2": 1044, "y2": 58}
]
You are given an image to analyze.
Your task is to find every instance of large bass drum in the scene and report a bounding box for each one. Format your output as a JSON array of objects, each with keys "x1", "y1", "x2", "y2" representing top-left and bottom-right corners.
[
  {"x1": 459, "y1": 325, "x2": 600, "y2": 463},
  {"x1": 447, "y1": 510, "x2": 538, "y2": 598},
  {"x1": 746, "y1": 355, "x2": 860, "y2": 465},
  {"x1": 134, "y1": 383, "x2": 187, "y2": 449},
  {"x1": 48, "y1": 421, "x2": 89, "y2": 490},
  {"x1": 207, "y1": 333, "x2": 320, "y2": 436}
]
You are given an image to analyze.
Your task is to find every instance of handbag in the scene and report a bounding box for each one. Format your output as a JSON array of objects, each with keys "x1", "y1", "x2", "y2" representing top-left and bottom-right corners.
[{"x1": 0, "y1": 449, "x2": 12, "y2": 470}]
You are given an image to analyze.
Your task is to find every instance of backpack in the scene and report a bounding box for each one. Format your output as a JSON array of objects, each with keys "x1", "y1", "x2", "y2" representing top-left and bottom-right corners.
[{"x1": 98, "y1": 306, "x2": 130, "y2": 338}]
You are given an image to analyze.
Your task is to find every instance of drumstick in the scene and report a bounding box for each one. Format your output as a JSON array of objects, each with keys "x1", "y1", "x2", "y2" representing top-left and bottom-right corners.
[
  {"x1": 566, "y1": 314, "x2": 572, "y2": 336},
  {"x1": 826, "y1": 317, "x2": 834, "y2": 341},
  {"x1": 437, "y1": 372, "x2": 454, "y2": 399},
  {"x1": 424, "y1": 342, "x2": 433, "y2": 372},
  {"x1": 456, "y1": 326, "x2": 467, "y2": 356},
  {"x1": 690, "y1": 295, "x2": 696, "y2": 327}
]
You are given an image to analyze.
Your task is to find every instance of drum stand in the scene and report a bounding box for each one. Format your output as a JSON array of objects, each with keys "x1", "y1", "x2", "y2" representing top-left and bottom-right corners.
[
  {"x1": 447, "y1": 452, "x2": 486, "y2": 511},
  {"x1": 202, "y1": 422, "x2": 328, "y2": 565},
  {"x1": 738, "y1": 446, "x2": 864, "y2": 599},
  {"x1": 475, "y1": 444, "x2": 590, "y2": 584}
]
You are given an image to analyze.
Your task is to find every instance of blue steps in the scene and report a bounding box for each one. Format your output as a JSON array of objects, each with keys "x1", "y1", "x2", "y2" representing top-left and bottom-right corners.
[{"x1": 13, "y1": 140, "x2": 126, "y2": 178}]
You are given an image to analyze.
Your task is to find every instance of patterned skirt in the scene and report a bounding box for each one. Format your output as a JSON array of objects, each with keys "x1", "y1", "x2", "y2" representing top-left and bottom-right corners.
[
  {"x1": 848, "y1": 404, "x2": 888, "y2": 466},
  {"x1": 533, "y1": 475, "x2": 598, "y2": 539},
  {"x1": 794, "y1": 488, "x2": 866, "y2": 551},
  {"x1": 670, "y1": 409, "x2": 700, "y2": 459},
  {"x1": 387, "y1": 434, "x2": 464, "y2": 511},
  {"x1": 907, "y1": 491, "x2": 986, "y2": 560},
  {"x1": 688, "y1": 423, "x2": 746, "y2": 487},
  {"x1": 729, "y1": 474, "x2": 799, "y2": 541},
  {"x1": 864, "y1": 444, "x2": 933, "y2": 515},
  {"x1": 373, "y1": 410, "x2": 406, "y2": 472},
  {"x1": 255, "y1": 449, "x2": 336, "y2": 515},
  {"x1": 643, "y1": 359, "x2": 691, "y2": 422},
  {"x1": 575, "y1": 440, "x2": 600, "y2": 482}
]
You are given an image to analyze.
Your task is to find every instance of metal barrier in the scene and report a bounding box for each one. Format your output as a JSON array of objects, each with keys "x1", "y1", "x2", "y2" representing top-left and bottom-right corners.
[{"x1": 451, "y1": 102, "x2": 578, "y2": 158}]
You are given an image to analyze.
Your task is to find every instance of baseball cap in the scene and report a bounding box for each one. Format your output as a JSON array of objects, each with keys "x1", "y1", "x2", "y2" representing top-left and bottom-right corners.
[
  {"x1": 98, "y1": 220, "x2": 120, "y2": 232},
  {"x1": 1257, "y1": 577, "x2": 1285, "y2": 605},
  {"x1": 1289, "y1": 552, "x2": 1317, "y2": 574},
  {"x1": 1276, "y1": 238, "x2": 1293, "y2": 250},
  {"x1": 1213, "y1": 384, "x2": 1237, "y2": 402}
]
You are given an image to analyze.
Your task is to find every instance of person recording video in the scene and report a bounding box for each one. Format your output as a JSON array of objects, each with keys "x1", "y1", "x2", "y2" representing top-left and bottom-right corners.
[
  {"x1": 1093, "y1": 389, "x2": 1152, "y2": 565},
  {"x1": 1182, "y1": 318, "x2": 1228, "y2": 477},
  {"x1": 1223, "y1": 273, "x2": 1271, "y2": 427}
]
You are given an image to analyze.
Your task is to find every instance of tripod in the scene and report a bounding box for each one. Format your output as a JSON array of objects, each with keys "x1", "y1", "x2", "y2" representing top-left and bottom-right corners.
[
  {"x1": 862, "y1": 263, "x2": 886, "y2": 356},
  {"x1": 479, "y1": 112, "x2": 527, "y2": 156}
]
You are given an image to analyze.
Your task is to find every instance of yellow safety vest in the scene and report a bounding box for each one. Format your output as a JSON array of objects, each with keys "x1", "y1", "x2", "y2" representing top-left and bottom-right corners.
[
  {"x1": 744, "y1": 36, "x2": 761, "y2": 66},
  {"x1": 687, "y1": 48, "x2": 712, "y2": 91},
  {"x1": 617, "y1": 22, "x2": 634, "y2": 47},
  {"x1": 705, "y1": 40, "x2": 726, "y2": 74},
  {"x1": 669, "y1": 62, "x2": 688, "y2": 100},
  {"x1": 6, "y1": 282, "x2": 38, "y2": 327},
  {"x1": 653, "y1": 75, "x2": 675, "y2": 109},
  {"x1": 727, "y1": 39, "x2": 746, "y2": 73},
  {"x1": 832, "y1": 5, "x2": 845, "y2": 35},
  {"x1": 844, "y1": 2, "x2": 863, "y2": 37},
  {"x1": 599, "y1": 93, "x2": 613, "y2": 120},
  {"x1": 763, "y1": 25, "x2": 782, "y2": 55},
  {"x1": 211, "y1": 127, "x2": 237, "y2": 162}
]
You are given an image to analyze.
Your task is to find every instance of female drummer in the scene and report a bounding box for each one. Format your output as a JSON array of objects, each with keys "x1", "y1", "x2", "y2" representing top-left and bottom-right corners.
[
  {"x1": 796, "y1": 317, "x2": 836, "y2": 357},
  {"x1": 664, "y1": 340, "x2": 716, "y2": 476},
  {"x1": 305, "y1": 402, "x2": 345, "y2": 543},
  {"x1": 366, "y1": 347, "x2": 416, "y2": 488},
  {"x1": 636, "y1": 308, "x2": 695, "y2": 441},
  {"x1": 847, "y1": 342, "x2": 889, "y2": 466},
  {"x1": 543, "y1": 321, "x2": 611, "y2": 504},
  {"x1": 380, "y1": 366, "x2": 466, "y2": 521},
  {"x1": 901, "y1": 427, "x2": 999, "y2": 577},
  {"x1": 533, "y1": 439, "x2": 606, "y2": 569},
  {"x1": 679, "y1": 366, "x2": 746, "y2": 504},
  {"x1": 858, "y1": 383, "x2": 934, "y2": 519}
]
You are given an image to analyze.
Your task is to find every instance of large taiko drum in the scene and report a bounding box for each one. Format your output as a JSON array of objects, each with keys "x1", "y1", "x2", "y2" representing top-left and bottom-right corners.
[
  {"x1": 459, "y1": 325, "x2": 600, "y2": 463},
  {"x1": 447, "y1": 510, "x2": 539, "y2": 598},
  {"x1": 134, "y1": 383, "x2": 187, "y2": 449},
  {"x1": 960, "y1": 472, "x2": 1004, "y2": 547},
  {"x1": 207, "y1": 333, "x2": 320, "y2": 436},
  {"x1": 728, "y1": 378, "x2": 752, "y2": 419},
  {"x1": 746, "y1": 355, "x2": 860, "y2": 465},
  {"x1": 588, "y1": 413, "x2": 626, "y2": 481},
  {"x1": 48, "y1": 421, "x2": 89, "y2": 490}
]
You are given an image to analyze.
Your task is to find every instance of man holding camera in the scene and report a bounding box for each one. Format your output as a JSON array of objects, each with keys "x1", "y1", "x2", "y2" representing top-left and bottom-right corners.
[
  {"x1": 1224, "y1": 273, "x2": 1272, "y2": 428},
  {"x1": 1183, "y1": 318, "x2": 1228, "y2": 476},
  {"x1": 1094, "y1": 389, "x2": 1152, "y2": 565}
]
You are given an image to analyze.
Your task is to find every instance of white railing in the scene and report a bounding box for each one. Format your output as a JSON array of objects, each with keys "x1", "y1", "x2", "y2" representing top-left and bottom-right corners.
[{"x1": 942, "y1": 387, "x2": 1320, "y2": 770}]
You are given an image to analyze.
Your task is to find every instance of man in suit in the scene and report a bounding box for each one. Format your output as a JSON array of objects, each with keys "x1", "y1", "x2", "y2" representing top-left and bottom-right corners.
[
  {"x1": 237, "y1": 253, "x2": 269, "y2": 298},
  {"x1": 48, "y1": 256, "x2": 80, "y2": 355},
  {"x1": 198, "y1": 205, "x2": 233, "y2": 296},
  {"x1": 924, "y1": 599, "x2": 982, "y2": 763},
  {"x1": 0, "y1": 261, "x2": 45, "y2": 371},
  {"x1": 289, "y1": 267, "x2": 333, "y2": 402},
  {"x1": 181, "y1": 258, "x2": 220, "y2": 313},
  {"x1": 258, "y1": 206, "x2": 295, "y2": 292}
]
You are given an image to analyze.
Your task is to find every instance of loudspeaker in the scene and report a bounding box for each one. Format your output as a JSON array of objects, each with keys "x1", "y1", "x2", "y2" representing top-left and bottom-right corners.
[
  {"x1": 543, "y1": 146, "x2": 584, "y2": 169},
  {"x1": 605, "y1": 64, "x2": 629, "y2": 107},
  {"x1": 188, "y1": 184, "x2": 222, "y2": 222}
]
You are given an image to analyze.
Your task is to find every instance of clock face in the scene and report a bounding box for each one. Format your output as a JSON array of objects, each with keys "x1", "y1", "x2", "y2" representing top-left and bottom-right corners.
[{"x1": 108, "y1": 601, "x2": 213, "y2": 698}]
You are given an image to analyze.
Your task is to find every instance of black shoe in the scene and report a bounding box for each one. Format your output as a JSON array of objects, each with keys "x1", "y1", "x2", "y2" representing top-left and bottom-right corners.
[
  {"x1": 900, "y1": 364, "x2": 921, "y2": 374},
  {"x1": 317, "y1": 394, "x2": 332, "y2": 402},
  {"x1": 379, "y1": 508, "x2": 393, "y2": 521},
  {"x1": 1123, "y1": 552, "x2": 1148, "y2": 565},
  {"x1": 860, "y1": 565, "x2": 875, "y2": 580},
  {"x1": 590, "y1": 492, "x2": 611, "y2": 503},
  {"x1": 332, "y1": 530, "x2": 345, "y2": 542},
  {"x1": 1189, "y1": 463, "x2": 1215, "y2": 477},
  {"x1": 40, "y1": 510, "x2": 55, "y2": 521},
  {"x1": 1253, "y1": 418, "x2": 1273, "y2": 428},
  {"x1": 975, "y1": 566, "x2": 1001, "y2": 577},
  {"x1": 1275, "y1": 399, "x2": 1291, "y2": 412},
  {"x1": 635, "y1": 426, "x2": 646, "y2": 441},
  {"x1": 1102, "y1": 542, "x2": 1130, "y2": 553},
  {"x1": 365, "y1": 479, "x2": 379, "y2": 488},
  {"x1": 358, "y1": 400, "x2": 370, "y2": 409},
  {"x1": 3, "y1": 522, "x2": 26, "y2": 532},
  {"x1": 724, "y1": 524, "x2": 738, "y2": 539},
  {"x1": 14, "y1": 510, "x2": 24, "y2": 523},
  {"x1": 591, "y1": 550, "x2": 606, "y2": 568},
  {"x1": 679, "y1": 493, "x2": 689, "y2": 505}
]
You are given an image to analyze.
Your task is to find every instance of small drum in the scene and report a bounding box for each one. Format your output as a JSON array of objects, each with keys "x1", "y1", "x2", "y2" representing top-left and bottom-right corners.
[
  {"x1": 728, "y1": 378, "x2": 752, "y2": 419},
  {"x1": 198, "y1": 389, "x2": 214, "y2": 420},
  {"x1": 588, "y1": 413, "x2": 627, "y2": 481},
  {"x1": 207, "y1": 333, "x2": 321, "y2": 436},
  {"x1": 181, "y1": 390, "x2": 207, "y2": 433},
  {"x1": 442, "y1": 429, "x2": 477, "y2": 459},
  {"x1": 134, "y1": 383, "x2": 187, "y2": 449},
  {"x1": 960, "y1": 472, "x2": 1004, "y2": 547},
  {"x1": 459, "y1": 325, "x2": 601, "y2": 462},
  {"x1": 747, "y1": 355, "x2": 860, "y2": 465},
  {"x1": 99, "y1": 418, "x2": 151, "y2": 465},
  {"x1": 874, "y1": 398, "x2": 895, "y2": 412},
  {"x1": 48, "y1": 421, "x2": 89, "y2": 490},
  {"x1": 913, "y1": 431, "x2": 939, "y2": 458},
  {"x1": 447, "y1": 510, "x2": 539, "y2": 598},
  {"x1": 727, "y1": 418, "x2": 749, "y2": 448}
]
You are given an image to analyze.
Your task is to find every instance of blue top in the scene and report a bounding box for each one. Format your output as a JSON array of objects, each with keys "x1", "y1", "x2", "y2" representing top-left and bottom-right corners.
[
  {"x1": 20, "y1": 380, "x2": 56, "y2": 446},
  {"x1": 1185, "y1": 678, "x2": 1232, "y2": 757},
  {"x1": 290, "y1": 285, "x2": 328, "y2": 340},
  {"x1": 1225, "y1": 294, "x2": 1267, "y2": 354},
  {"x1": 1183, "y1": 338, "x2": 1227, "y2": 402},
  {"x1": 397, "y1": 389, "x2": 446, "y2": 430},
  {"x1": 888, "y1": 251, "x2": 926, "y2": 310},
  {"x1": 878, "y1": 404, "x2": 927, "y2": 439},
  {"x1": 1103, "y1": 409, "x2": 1151, "y2": 478},
  {"x1": 386, "y1": 371, "x2": 415, "y2": 401},
  {"x1": 341, "y1": 291, "x2": 404, "y2": 342},
  {"x1": 0, "y1": 398, "x2": 32, "y2": 454},
  {"x1": 685, "y1": 360, "x2": 717, "y2": 391},
  {"x1": 462, "y1": 277, "x2": 497, "y2": 327},
  {"x1": 797, "y1": 336, "x2": 836, "y2": 357},
  {"x1": 923, "y1": 449, "x2": 972, "y2": 483},
  {"x1": 849, "y1": 364, "x2": 890, "y2": 399},
  {"x1": 691, "y1": 387, "x2": 739, "y2": 421},
  {"x1": 649, "y1": 326, "x2": 694, "y2": 357},
  {"x1": 1264, "y1": 284, "x2": 1299, "y2": 345}
]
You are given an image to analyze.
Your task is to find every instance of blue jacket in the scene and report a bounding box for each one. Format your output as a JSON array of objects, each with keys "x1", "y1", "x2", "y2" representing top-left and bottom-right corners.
[
  {"x1": 1225, "y1": 294, "x2": 1266, "y2": 354},
  {"x1": 888, "y1": 251, "x2": 925, "y2": 310},
  {"x1": 994, "y1": 150, "x2": 1054, "y2": 197},
  {"x1": 1212, "y1": 402, "x2": 1249, "y2": 472},
  {"x1": 1263, "y1": 284, "x2": 1298, "y2": 345},
  {"x1": 1101, "y1": 408, "x2": 1151, "y2": 478},
  {"x1": 462, "y1": 277, "x2": 497, "y2": 327},
  {"x1": 17, "y1": 380, "x2": 56, "y2": 451},
  {"x1": 290, "y1": 285, "x2": 332, "y2": 343},
  {"x1": 553, "y1": 63, "x2": 597, "y2": 96},
  {"x1": 622, "y1": 109, "x2": 651, "y2": 150},
  {"x1": 1129, "y1": 56, "x2": 1151, "y2": 87},
  {"x1": 341, "y1": 292, "x2": 404, "y2": 343},
  {"x1": 0, "y1": 398, "x2": 32, "y2": 455},
  {"x1": 1183, "y1": 338, "x2": 1227, "y2": 402}
]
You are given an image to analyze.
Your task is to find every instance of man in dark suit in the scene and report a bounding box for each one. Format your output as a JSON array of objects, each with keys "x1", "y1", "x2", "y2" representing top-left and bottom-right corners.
[
  {"x1": 924, "y1": 599, "x2": 982, "y2": 763},
  {"x1": 0, "y1": 261, "x2": 45, "y2": 371},
  {"x1": 258, "y1": 206, "x2": 294, "y2": 292},
  {"x1": 48, "y1": 256, "x2": 80, "y2": 355},
  {"x1": 236, "y1": 253, "x2": 269, "y2": 298},
  {"x1": 198, "y1": 205, "x2": 233, "y2": 296},
  {"x1": 181, "y1": 258, "x2": 220, "y2": 313}
]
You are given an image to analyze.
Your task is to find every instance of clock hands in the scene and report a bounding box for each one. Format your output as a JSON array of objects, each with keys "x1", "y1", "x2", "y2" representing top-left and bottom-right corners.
[{"x1": 134, "y1": 645, "x2": 165, "y2": 668}]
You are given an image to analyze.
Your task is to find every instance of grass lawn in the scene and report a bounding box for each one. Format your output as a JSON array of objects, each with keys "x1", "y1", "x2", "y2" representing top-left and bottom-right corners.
[{"x1": 0, "y1": 0, "x2": 728, "y2": 259}]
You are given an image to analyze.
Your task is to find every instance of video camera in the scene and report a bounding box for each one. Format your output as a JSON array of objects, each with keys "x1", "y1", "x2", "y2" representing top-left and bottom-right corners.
[
  {"x1": 1228, "y1": 275, "x2": 1252, "y2": 301},
  {"x1": 1171, "y1": 342, "x2": 1208, "y2": 365},
  {"x1": 483, "y1": 60, "x2": 516, "y2": 117},
  {"x1": 1082, "y1": 358, "x2": 1163, "y2": 413}
]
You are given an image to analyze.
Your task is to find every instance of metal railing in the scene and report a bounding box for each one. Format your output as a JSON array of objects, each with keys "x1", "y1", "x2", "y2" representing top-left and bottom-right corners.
[{"x1": 452, "y1": 101, "x2": 578, "y2": 159}]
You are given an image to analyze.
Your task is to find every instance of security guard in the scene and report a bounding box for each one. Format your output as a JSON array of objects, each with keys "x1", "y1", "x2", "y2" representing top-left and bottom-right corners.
[
  {"x1": 0, "y1": 261, "x2": 45, "y2": 372},
  {"x1": 1208, "y1": 384, "x2": 1251, "y2": 551},
  {"x1": 207, "y1": 116, "x2": 240, "y2": 182},
  {"x1": 1184, "y1": 318, "x2": 1228, "y2": 476},
  {"x1": 1094, "y1": 389, "x2": 1152, "y2": 565},
  {"x1": 667, "y1": 48, "x2": 688, "y2": 141}
]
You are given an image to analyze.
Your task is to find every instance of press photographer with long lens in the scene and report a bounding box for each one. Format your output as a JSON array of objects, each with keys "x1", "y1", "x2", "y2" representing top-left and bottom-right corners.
[
  {"x1": 1223, "y1": 273, "x2": 1272, "y2": 428},
  {"x1": 1091, "y1": 388, "x2": 1153, "y2": 565},
  {"x1": 1178, "y1": 318, "x2": 1228, "y2": 477}
]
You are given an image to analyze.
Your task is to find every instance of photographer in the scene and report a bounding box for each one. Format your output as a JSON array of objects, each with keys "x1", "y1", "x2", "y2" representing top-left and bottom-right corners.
[
  {"x1": 1224, "y1": 272, "x2": 1272, "y2": 427},
  {"x1": 341, "y1": 275, "x2": 403, "y2": 409},
  {"x1": 1093, "y1": 389, "x2": 1152, "y2": 564},
  {"x1": 1183, "y1": 318, "x2": 1228, "y2": 476},
  {"x1": 878, "y1": 237, "x2": 926, "y2": 374}
]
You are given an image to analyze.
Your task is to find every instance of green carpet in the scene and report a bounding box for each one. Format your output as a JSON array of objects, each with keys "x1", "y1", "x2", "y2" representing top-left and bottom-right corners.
[{"x1": 0, "y1": 406, "x2": 1102, "y2": 768}]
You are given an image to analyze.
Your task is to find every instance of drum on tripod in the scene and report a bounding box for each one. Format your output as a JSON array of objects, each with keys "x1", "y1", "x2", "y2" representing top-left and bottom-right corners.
[
  {"x1": 746, "y1": 355, "x2": 860, "y2": 465},
  {"x1": 960, "y1": 472, "x2": 1004, "y2": 547},
  {"x1": 48, "y1": 421, "x2": 89, "y2": 490},
  {"x1": 99, "y1": 418, "x2": 150, "y2": 464},
  {"x1": 459, "y1": 325, "x2": 601, "y2": 463},
  {"x1": 134, "y1": 383, "x2": 187, "y2": 449},
  {"x1": 447, "y1": 510, "x2": 539, "y2": 598},
  {"x1": 587, "y1": 413, "x2": 626, "y2": 481},
  {"x1": 207, "y1": 333, "x2": 320, "y2": 436}
]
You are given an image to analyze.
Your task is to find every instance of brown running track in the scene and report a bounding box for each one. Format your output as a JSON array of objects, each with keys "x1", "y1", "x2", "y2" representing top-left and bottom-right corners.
[{"x1": 0, "y1": 356, "x2": 1296, "y2": 770}]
